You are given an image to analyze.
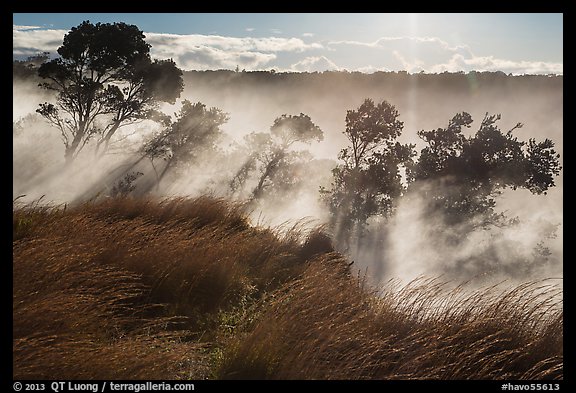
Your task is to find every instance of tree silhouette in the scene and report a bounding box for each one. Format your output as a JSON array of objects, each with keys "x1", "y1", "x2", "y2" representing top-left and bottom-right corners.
[
  {"x1": 142, "y1": 100, "x2": 228, "y2": 190},
  {"x1": 408, "y1": 113, "x2": 561, "y2": 280},
  {"x1": 321, "y1": 98, "x2": 415, "y2": 241},
  {"x1": 13, "y1": 52, "x2": 50, "y2": 79},
  {"x1": 95, "y1": 58, "x2": 183, "y2": 155},
  {"x1": 36, "y1": 21, "x2": 183, "y2": 164},
  {"x1": 411, "y1": 112, "x2": 562, "y2": 227},
  {"x1": 229, "y1": 113, "x2": 323, "y2": 201}
]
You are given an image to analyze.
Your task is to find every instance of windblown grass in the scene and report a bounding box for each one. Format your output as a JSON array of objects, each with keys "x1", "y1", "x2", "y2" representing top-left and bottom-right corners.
[
  {"x1": 13, "y1": 196, "x2": 562, "y2": 380},
  {"x1": 217, "y1": 260, "x2": 562, "y2": 380}
]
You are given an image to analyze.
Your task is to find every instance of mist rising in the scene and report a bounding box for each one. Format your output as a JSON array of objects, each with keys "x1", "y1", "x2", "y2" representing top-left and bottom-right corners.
[{"x1": 13, "y1": 70, "x2": 563, "y2": 287}]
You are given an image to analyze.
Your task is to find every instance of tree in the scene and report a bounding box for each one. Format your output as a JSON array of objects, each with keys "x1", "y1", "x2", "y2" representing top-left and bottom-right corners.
[
  {"x1": 321, "y1": 98, "x2": 415, "y2": 240},
  {"x1": 13, "y1": 52, "x2": 50, "y2": 79},
  {"x1": 409, "y1": 113, "x2": 561, "y2": 280},
  {"x1": 36, "y1": 21, "x2": 183, "y2": 164},
  {"x1": 411, "y1": 112, "x2": 562, "y2": 227},
  {"x1": 142, "y1": 100, "x2": 228, "y2": 190},
  {"x1": 95, "y1": 58, "x2": 183, "y2": 155},
  {"x1": 229, "y1": 113, "x2": 323, "y2": 201}
]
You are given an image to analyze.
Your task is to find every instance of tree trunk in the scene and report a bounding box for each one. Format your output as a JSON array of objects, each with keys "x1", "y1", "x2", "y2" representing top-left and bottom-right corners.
[
  {"x1": 96, "y1": 121, "x2": 122, "y2": 157},
  {"x1": 154, "y1": 159, "x2": 173, "y2": 191},
  {"x1": 64, "y1": 147, "x2": 75, "y2": 166},
  {"x1": 251, "y1": 150, "x2": 284, "y2": 200},
  {"x1": 64, "y1": 134, "x2": 83, "y2": 166}
]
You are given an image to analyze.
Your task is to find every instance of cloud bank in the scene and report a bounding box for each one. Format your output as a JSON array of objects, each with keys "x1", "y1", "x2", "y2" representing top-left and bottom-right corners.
[
  {"x1": 13, "y1": 25, "x2": 562, "y2": 75},
  {"x1": 328, "y1": 36, "x2": 562, "y2": 75},
  {"x1": 13, "y1": 25, "x2": 68, "y2": 57},
  {"x1": 290, "y1": 56, "x2": 341, "y2": 72},
  {"x1": 145, "y1": 32, "x2": 321, "y2": 70}
]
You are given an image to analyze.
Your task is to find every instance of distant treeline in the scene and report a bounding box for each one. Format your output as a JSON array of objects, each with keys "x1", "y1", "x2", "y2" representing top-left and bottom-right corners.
[{"x1": 181, "y1": 68, "x2": 562, "y2": 92}]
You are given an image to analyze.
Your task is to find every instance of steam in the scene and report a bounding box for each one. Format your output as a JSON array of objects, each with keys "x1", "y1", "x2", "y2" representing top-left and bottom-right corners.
[
  {"x1": 380, "y1": 183, "x2": 562, "y2": 286},
  {"x1": 13, "y1": 71, "x2": 563, "y2": 287}
]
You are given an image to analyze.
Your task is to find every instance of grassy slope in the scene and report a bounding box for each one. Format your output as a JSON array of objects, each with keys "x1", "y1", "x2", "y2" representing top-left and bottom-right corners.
[{"x1": 13, "y1": 197, "x2": 562, "y2": 380}]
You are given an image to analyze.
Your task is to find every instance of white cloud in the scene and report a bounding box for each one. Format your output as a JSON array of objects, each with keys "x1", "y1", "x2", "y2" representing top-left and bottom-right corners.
[
  {"x1": 353, "y1": 65, "x2": 391, "y2": 74},
  {"x1": 428, "y1": 54, "x2": 563, "y2": 75},
  {"x1": 270, "y1": 28, "x2": 282, "y2": 34},
  {"x1": 330, "y1": 35, "x2": 562, "y2": 75},
  {"x1": 329, "y1": 36, "x2": 473, "y2": 55},
  {"x1": 13, "y1": 25, "x2": 323, "y2": 70},
  {"x1": 245, "y1": 27, "x2": 255, "y2": 32},
  {"x1": 175, "y1": 46, "x2": 276, "y2": 70},
  {"x1": 13, "y1": 26, "x2": 67, "y2": 57},
  {"x1": 290, "y1": 56, "x2": 341, "y2": 72},
  {"x1": 302, "y1": 32, "x2": 314, "y2": 37},
  {"x1": 13, "y1": 25, "x2": 44, "y2": 31},
  {"x1": 145, "y1": 32, "x2": 321, "y2": 70},
  {"x1": 146, "y1": 33, "x2": 321, "y2": 53},
  {"x1": 392, "y1": 50, "x2": 425, "y2": 73}
]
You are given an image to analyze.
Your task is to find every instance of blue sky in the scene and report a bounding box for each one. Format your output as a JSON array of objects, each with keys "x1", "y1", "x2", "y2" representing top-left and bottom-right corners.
[{"x1": 13, "y1": 13, "x2": 563, "y2": 74}]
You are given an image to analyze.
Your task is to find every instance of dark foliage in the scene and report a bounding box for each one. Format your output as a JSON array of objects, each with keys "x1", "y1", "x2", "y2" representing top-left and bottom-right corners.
[{"x1": 36, "y1": 21, "x2": 183, "y2": 163}]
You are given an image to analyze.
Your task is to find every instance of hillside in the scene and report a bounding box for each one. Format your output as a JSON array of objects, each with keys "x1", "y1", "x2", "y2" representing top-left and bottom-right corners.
[{"x1": 13, "y1": 196, "x2": 562, "y2": 380}]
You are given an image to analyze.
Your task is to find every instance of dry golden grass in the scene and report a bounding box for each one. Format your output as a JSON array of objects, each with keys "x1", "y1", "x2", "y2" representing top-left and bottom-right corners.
[
  {"x1": 13, "y1": 196, "x2": 562, "y2": 380},
  {"x1": 218, "y1": 261, "x2": 562, "y2": 380}
]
